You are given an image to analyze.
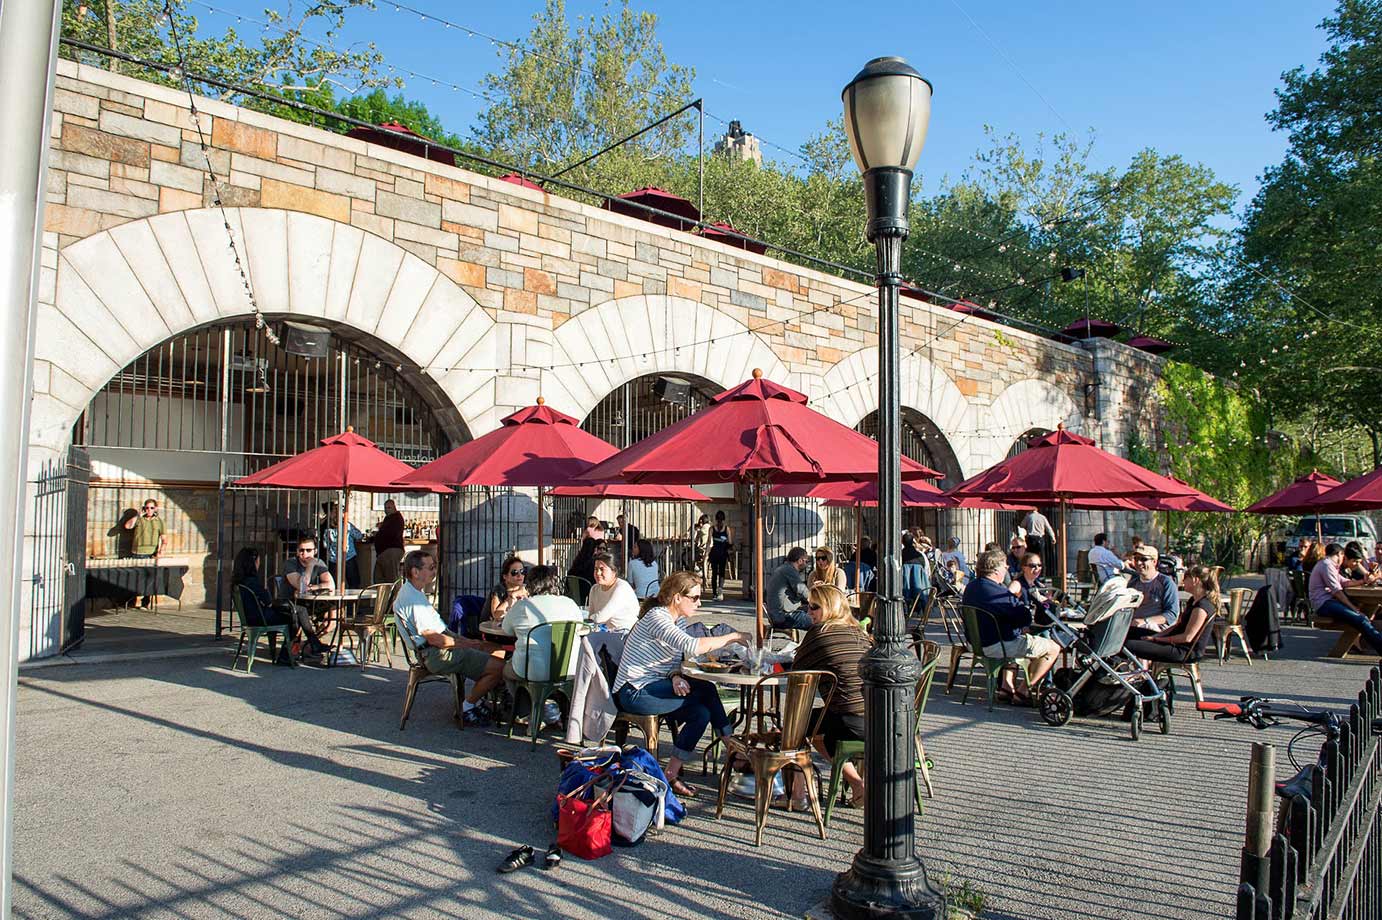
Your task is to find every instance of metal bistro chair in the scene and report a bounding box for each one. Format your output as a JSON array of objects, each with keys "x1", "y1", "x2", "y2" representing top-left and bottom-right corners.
[
  {"x1": 824, "y1": 639, "x2": 941, "y2": 828},
  {"x1": 715, "y1": 669, "x2": 836, "y2": 845},
  {"x1": 1214, "y1": 587, "x2": 1255, "y2": 664},
  {"x1": 506, "y1": 620, "x2": 584, "y2": 748},
  {"x1": 231, "y1": 584, "x2": 293, "y2": 673},
  {"x1": 565, "y1": 575, "x2": 593, "y2": 607},
  {"x1": 333, "y1": 580, "x2": 399, "y2": 669},
  {"x1": 1289, "y1": 569, "x2": 1314, "y2": 626},
  {"x1": 954, "y1": 606, "x2": 1029, "y2": 710},
  {"x1": 393, "y1": 613, "x2": 464, "y2": 731}
]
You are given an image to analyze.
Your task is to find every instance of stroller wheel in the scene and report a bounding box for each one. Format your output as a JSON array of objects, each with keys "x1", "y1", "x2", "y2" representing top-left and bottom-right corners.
[
  {"x1": 1129, "y1": 704, "x2": 1144, "y2": 741},
  {"x1": 1159, "y1": 699, "x2": 1172, "y2": 735},
  {"x1": 1038, "y1": 688, "x2": 1074, "y2": 727}
]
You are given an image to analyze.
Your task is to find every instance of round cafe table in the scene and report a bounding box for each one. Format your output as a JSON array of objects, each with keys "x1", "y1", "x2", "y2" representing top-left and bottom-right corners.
[
  {"x1": 298, "y1": 589, "x2": 368, "y2": 665},
  {"x1": 682, "y1": 663, "x2": 791, "y2": 772},
  {"x1": 478, "y1": 619, "x2": 509, "y2": 640}
]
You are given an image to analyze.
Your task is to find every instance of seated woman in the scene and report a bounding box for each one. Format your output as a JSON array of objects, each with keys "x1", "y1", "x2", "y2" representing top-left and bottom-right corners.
[
  {"x1": 1005, "y1": 536, "x2": 1028, "y2": 581},
  {"x1": 1009, "y1": 552, "x2": 1057, "y2": 626},
  {"x1": 809, "y1": 546, "x2": 848, "y2": 592},
  {"x1": 486, "y1": 554, "x2": 528, "y2": 622},
  {"x1": 501, "y1": 565, "x2": 585, "y2": 685},
  {"x1": 1125, "y1": 565, "x2": 1219, "y2": 666},
  {"x1": 611, "y1": 571, "x2": 753, "y2": 798},
  {"x1": 587, "y1": 551, "x2": 640, "y2": 631},
  {"x1": 790, "y1": 584, "x2": 871, "y2": 809},
  {"x1": 627, "y1": 539, "x2": 661, "y2": 599},
  {"x1": 901, "y1": 530, "x2": 930, "y2": 614},
  {"x1": 231, "y1": 546, "x2": 327, "y2": 662}
]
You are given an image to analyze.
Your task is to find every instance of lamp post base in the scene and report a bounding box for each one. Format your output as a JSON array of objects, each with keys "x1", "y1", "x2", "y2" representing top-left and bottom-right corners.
[{"x1": 831, "y1": 854, "x2": 945, "y2": 919}]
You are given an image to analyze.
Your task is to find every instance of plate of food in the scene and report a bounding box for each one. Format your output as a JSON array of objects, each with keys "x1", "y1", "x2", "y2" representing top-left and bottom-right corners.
[{"x1": 695, "y1": 659, "x2": 731, "y2": 672}]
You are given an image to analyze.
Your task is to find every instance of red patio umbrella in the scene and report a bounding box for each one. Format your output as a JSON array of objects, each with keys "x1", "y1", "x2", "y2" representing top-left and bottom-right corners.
[
  {"x1": 498, "y1": 173, "x2": 544, "y2": 191},
  {"x1": 697, "y1": 221, "x2": 768, "y2": 254},
  {"x1": 1312, "y1": 467, "x2": 1382, "y2": 512},
  {"x1": 577, "y1": 369, "x2": 940, "y2": 639},
  {"x1": 1125, "y1": 334, "x2": 1175, "y2": 355},
  {"x1": 234, "y1": 428, "x2": 449, "y2": 590},
  {"x1": 603, "y1": 186, "x2": 701, "y2": 232},
  {"x1": 946, "y1": 426, "x2": 1198, "y2": 585},
  {"x1": 394, "y1": 399, "x2": 623, "y2": 565},
  {"x1": 345, "y1": 121, "x2": 456, "y2": 167},
  {"x1": 1244, "y1": 470, "x2": 1343, "y2": 514},
  {"x1": 1061, "y1": 318, "x2": 1121, "y2": 339}
]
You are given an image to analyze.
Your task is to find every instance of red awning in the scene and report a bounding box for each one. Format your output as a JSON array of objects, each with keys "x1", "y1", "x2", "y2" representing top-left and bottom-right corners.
[
  {"x1": 498, "y1": 173, "x2": 543, "y2": 191},
  {"x1": 603, "y1": 186, "x2": 700, "y2": 232},
  {"x1": 1309, "y1": 467, "x2": 1382, "y2": 512}
]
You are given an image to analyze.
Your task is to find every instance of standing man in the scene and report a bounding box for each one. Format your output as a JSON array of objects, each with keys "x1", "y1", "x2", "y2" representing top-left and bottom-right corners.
[
  {"x1": 122, "y1": 498, "x2": 166, "y2": 608},
  {"x1": 394, "y1": 549, "x2": 506, "y2": 724},
  {"x1": 1022, "y1": 508, "x2": 1058, "y2": 575},
  {"x1": 372, "y1": 499, "x2": 406, "y2": 584},
  {"x1": 766, "y1": 547, "x2": 812, "y2": 631},
  {"x1": 614, "y1": 513, "x2": 640, "y2": 549}
]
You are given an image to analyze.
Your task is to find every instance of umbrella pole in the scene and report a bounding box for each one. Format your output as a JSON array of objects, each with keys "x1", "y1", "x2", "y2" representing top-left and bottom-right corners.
[
  {"x1": 337, "y1": 489, "x2": 347, "y2": 593},
  {"x1": 537, "y1": 486, "x2": 545, "y2": 566},
  {"x1": 755, "y1": 477, "x2": 765, "y2": 644},
  {"x1": 1059, "y1": 498, "x2": 1068, "y2": 591},
  {"x1": 622, "y1": 498, "x2": 630, "y2": 574},
  {"x1": 854, "y1": 503, "x2": 863, "y2": 587}
]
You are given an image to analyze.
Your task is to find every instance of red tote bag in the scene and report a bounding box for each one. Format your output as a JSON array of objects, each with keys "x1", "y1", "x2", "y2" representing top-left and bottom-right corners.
[{"x1": 557, "y1": 774, "x2": 621, "y2": 860}]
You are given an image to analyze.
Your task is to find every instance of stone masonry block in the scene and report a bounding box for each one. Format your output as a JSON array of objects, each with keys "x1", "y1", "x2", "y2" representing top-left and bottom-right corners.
[
  {"x1": 316, "y1": 167, "x2": 375, "y2": 200},
  {"x1": 438, "y1": 258, "x2": 487, "y2": 287},
  {"x1": 376, "y1": 190, "x2": 441, "y2": 227},
  {"x1": 259, "y1": 178, "x2": 351, "y2": 223},
  {"x1": 229, "y1": 153, "x2": 314, "y2": 187},
  {"x1": 443, "y1": 200, "x2": 498, "y2": 232},
  {"x1": 149, "y1": 159, "x2": 203, "y2": 193},
  {"x1": 98, "y1": 109, "x2": 181, "y2": 147},
  {"x1": 62, "y1": 123, "x2": 148, "y2": 168},
  {"x1": 212, "y1": 119, "x2": 278, "y2": 159},
  {"x1": 498, "y1": 203, "x2": 538, "y2": 235},
  {"x1": 425, "y1": 172, "x2": 471, "y2": 203},
  {"x1": 66, "y1": 185, "x2": 158, "y2": 219},
  {"x1": 277, "y1": 133, "x2": 353, "y2": 173}
]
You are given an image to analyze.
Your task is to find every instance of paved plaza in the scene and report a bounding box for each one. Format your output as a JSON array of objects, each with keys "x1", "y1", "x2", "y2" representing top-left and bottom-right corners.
[{"x1": 12, "y1": 603, "x2": 1378, "y2": 920}]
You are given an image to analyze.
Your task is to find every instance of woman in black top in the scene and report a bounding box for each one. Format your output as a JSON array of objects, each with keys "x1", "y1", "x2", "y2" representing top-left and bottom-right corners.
[
  {"x1": 708, "y1": 511, "x2": 732, "y2": 600},
  {"x1": 566, "y1": 537, "x2": 602, "y2": 604},
  {"x1": 231, "y1": 547, "x2": 326, "y2": 662},
  {"x1": 1125, "y1": 564, "x2": 1218, "y2": 665}
]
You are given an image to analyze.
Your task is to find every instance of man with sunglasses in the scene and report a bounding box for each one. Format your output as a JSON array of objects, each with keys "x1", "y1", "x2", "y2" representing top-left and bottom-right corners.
[
  {"x1": 283, "y1": 537, "x2": 334, "y2": 598},
  {"x1": 122, "y1": 499, "x2": 166, "y2": 607},
  {"x1": 1127, "y1": 545, "x2": 1179, "y2": 638}
]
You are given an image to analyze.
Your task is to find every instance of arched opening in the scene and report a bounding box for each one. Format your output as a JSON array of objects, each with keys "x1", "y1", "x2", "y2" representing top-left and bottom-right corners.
[
  {"x1": 547, "y1": 373, "x2": 725, "y2": 577},
  {"x1": 67, "y1": 316, "x2": 464, "y2": 650}
]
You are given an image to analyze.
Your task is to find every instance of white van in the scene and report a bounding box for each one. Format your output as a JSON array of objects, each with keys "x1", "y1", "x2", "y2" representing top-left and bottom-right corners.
[{"x1": 1286, "y1": 515, "x2": 1378, "y2": 556}]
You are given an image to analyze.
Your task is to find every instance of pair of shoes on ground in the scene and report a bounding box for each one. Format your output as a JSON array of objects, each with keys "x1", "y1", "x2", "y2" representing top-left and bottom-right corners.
[
  {"x1": 463, "y1": 701, "x2": 493, "y2": 726},
  {"x1": 497, "y1": 844, "x2": 561, "y2": 874}
]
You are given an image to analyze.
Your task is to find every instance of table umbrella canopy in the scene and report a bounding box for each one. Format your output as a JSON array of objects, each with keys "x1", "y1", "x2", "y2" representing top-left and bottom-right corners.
[
  {"x1": 234, "y1": 429, "x2": 449, "y2": 492},
  {"x1": 1312, "y1": 466, "x2": 1382, "y2": 512},
  {"x1": 548, "y1": 482, "x2": 710, "y2": 501},
  {"x1": 576, "y1": 370, "x2": 940, "y2": 486},
  {"x1": 395, "y1": 400, "x2": 616, "y2": 490},
  {"x1": 1086, "y1": 479, "x2": 1234, "y2": 513},
  {"x1": 1061, "y1": 318, "x2": 1121, "y2": 340},
  {"x1": 771, "y1": 478, "x2": 948, "y2": 506},
  {"x1": 946, "y1": 427, "x2": 1198, "y2": 504},
  {"x1": 1244, "y1": 470, "x2": 1343, "y2": 514}
]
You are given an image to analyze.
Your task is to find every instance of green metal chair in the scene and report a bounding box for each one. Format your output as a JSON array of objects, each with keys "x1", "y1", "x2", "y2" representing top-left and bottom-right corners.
[
  {"x1": 230, "y1": 584, "x2": 293, "y2": 673},
  {"x1": 957, "y1": 605, "x2": 1026, "y2": 710},
  {"x1": 565, "y1": 575, "x2": 592, "y2": 606},
  {"x1": 823, "y1": 639, "x2": 940, "y2": 828},
  {"x1": 506, "y1": 620, "x2": 584, "y2": 747}
]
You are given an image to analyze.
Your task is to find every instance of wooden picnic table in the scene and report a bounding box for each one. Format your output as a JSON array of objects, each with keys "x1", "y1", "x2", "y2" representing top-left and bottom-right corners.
[{"x1": 1326, "y1": 586, "x2": 1382, "y2": 658}]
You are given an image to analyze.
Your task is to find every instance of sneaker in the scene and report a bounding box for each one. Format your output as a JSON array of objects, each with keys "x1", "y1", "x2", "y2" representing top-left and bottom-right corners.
[{"x1": 463, "y1": 702, "x2": 492, "y2": 726}]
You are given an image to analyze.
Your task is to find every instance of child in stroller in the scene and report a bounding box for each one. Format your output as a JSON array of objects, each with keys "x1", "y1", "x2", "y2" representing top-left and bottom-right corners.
[{"x1": 1037, "y1": 574, "x2": 1173, "y2": 740}]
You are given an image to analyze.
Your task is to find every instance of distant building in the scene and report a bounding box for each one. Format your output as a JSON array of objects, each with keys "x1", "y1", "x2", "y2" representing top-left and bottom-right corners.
[{"x1": 713, "y1": 120, "x2": 762, "y2": 167}]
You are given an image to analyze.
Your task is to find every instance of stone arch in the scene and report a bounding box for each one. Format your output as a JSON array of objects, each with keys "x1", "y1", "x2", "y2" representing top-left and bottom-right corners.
[
  {"x1": 33, "y1": 207, "x2": 500, "y2": 454},
  {"x1": 540, "y1": 294, "x2": 790, "y2": 420},
  {"x1": 813, "y1": 347, "x2": 975, "y2": 474},
  {"x1": 978, "y1": 378, "x2": 1083, "y2": 470}
]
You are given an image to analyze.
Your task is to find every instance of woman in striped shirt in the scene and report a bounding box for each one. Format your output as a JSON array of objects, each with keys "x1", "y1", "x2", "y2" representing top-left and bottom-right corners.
[{"x1": 612, "y1": 571, "x2": 753, "y2": 797}]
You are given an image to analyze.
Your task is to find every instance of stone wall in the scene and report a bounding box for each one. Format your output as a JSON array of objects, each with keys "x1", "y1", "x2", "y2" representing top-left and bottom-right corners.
[{"x1": 19, "y1": 61, "x2": 1171, "y2": 659}]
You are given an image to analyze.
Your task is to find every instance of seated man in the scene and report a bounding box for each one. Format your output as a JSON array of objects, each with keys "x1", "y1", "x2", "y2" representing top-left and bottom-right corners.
[
  {"x1": 1088, "y1": 532, "x2": 1124, "y2": 585},
  {"x1": 766, "y1": 546, "x2": 812, "y2": 631},
  {"x1": 1126, "y1": 545, "x2": 1180, "y2": 638},
  {"x1": 393, "y1": 549, "x2": 505, "y2": 724},
  {"x1": 962, "y1": 549, "x2": 1060, "y2": 703},
  {"x1": 1309, "y1": 542, "x2": 1382, "y2": 655}
]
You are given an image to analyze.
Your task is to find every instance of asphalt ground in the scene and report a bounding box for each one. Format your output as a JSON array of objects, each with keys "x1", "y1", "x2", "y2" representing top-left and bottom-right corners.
[{"x1": 13, "y1": 602, "x2": 1380, "y2": 920}]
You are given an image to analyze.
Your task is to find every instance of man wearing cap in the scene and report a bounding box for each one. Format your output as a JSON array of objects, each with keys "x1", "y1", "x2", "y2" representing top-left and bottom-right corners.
[{"x1": 1127, "y1": 545, "x2": 1180, "y2": 638}]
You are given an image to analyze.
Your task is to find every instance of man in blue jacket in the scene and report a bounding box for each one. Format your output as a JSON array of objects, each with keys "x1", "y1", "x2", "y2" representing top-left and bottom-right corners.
[{"x1": 962, "y1": 549, "x2": 1061, "y2": 703}]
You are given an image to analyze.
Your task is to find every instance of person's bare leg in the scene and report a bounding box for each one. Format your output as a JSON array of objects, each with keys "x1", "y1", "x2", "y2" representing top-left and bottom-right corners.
[
  {"x1": 466, "y1": 658, "x2": 505, "y2": 704},
  {"x1": 1029, "y1": 646, "x2": 1060, "y2": 686}
]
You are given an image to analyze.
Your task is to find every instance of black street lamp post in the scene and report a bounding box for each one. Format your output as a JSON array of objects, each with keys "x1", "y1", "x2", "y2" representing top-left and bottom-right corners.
[{"x1": 831, "y1": 56, "x2": 943, "y2": 920}]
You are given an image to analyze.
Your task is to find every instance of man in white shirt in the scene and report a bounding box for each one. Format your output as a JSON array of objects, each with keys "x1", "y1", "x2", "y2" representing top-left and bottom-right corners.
[
  {"x1": 393, "y1": 550, "x2": 505, "y2": 723},
  {"x1": 501, "y1": 564, "x2": 586, "y2": 681},
  {"x1": 1088, "y1": 532, "x2": 1124, "y2": 584}
]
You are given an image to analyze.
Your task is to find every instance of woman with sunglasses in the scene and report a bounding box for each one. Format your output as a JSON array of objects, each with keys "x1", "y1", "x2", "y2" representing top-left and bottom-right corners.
[
  {"x1": 809, "y1": 546, "x2": 847, "y2": 591},
  {"x1": 487, "y1": 554, "x2": 528, "y2": 622},
  {"x1": 611, "y1": 571, "x2": 753, "y2": 797},
  {"x1": 790, "y1": 584, "x2": 872, "y2": 809},
  {"x1": 1009, "y1": 552, "x2": 1056, "y2": 626}
]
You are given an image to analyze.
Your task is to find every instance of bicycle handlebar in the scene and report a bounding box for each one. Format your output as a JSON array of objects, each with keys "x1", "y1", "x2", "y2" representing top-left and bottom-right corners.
[{"x1": 1196, "y1": 697, "x2": 1338, "y2": 731}]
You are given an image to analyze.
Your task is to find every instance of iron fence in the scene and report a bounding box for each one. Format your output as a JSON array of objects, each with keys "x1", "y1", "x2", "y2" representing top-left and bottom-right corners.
[{"x1": 1235, "y1": 667, "x2": 1382, "y2": 919}]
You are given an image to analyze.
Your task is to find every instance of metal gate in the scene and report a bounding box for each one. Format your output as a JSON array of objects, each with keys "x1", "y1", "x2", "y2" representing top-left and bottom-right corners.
[{"x1": 28, "y1": 447, "x2": 89, "y2": 657}]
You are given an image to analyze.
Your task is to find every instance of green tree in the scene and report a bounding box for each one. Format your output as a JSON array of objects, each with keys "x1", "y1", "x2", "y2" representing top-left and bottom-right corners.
[{"x1": 474, "y1": 0, "x2": 695, "y2": 170}]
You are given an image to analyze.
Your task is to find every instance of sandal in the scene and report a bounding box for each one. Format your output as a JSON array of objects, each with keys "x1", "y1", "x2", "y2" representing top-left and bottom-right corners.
[
  {"x1": 541, "y1": 844, "x2": 562, "y2": 871},
  {"x1": 669, "y1": 777, "x2": 700, "y2": 798},
  {"x1": 497, "y1": 844, "x2": 534, "y2": 874}
]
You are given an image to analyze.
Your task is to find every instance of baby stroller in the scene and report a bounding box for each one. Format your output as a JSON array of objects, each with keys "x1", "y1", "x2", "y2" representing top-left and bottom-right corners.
[{"x1": 1037, "y1": 575, "x2": 1171, "y2": 741}]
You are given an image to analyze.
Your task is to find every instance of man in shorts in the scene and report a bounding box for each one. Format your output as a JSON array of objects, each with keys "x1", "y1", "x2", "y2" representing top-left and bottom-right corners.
[
  {"x1": 393, "y1": 549, "x2": 505, "y2": 724},
  {"x1": 962, "y1": 548, "x2": 1061, "y2": 703}
]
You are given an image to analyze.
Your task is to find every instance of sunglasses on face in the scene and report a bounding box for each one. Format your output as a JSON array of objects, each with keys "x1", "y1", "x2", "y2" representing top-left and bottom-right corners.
[
  {"x1": 297, "y1": 548, "x2": 315, "y2": 554},
  {"x1": 507, "y1": 568, "x2": 525, "y2": 577},
  {"x1": 1023, "y1": 563, "x2": 1041, "y2": 569},
  {"x1": 807, "y1": 602, "x2": 822, "y2": 611},
  {"x1": 682, "y1": 593, "x2": 702, "y2": 604},
  {"x1": 1133, "y1": 555, "x2": 1155, "y2": 563},
  {"x1": 815, "y1": 556, "x2": 830, "y2": 562}
]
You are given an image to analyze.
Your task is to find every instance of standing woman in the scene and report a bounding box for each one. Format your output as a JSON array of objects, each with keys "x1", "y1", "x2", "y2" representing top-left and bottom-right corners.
[
  {"x1": 486, "y1": 554, "x2": 528, "y2": 622},
  {"x1": 612, "y1": 572, "x2": 753, "y2": 797},
  {"x1": 709, "y1": 511, "x2": 732, "y2": 601},
  {"x1": 692, "y1": 514, "x2": 712, "y2": 585},
  {"x1": 809, "y1": 546, "x2": 848, "y2": 591}
]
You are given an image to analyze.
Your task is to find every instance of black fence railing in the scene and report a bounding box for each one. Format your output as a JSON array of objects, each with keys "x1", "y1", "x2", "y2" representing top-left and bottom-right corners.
[{"x1": 1236, "y1": 667, "x2": 1382, "y2": 919}]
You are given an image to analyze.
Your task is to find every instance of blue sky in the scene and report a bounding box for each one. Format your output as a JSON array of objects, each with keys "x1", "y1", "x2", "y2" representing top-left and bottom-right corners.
[{"x1": 190, "y1": 0, "x2": 1334, "y2": 211}]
